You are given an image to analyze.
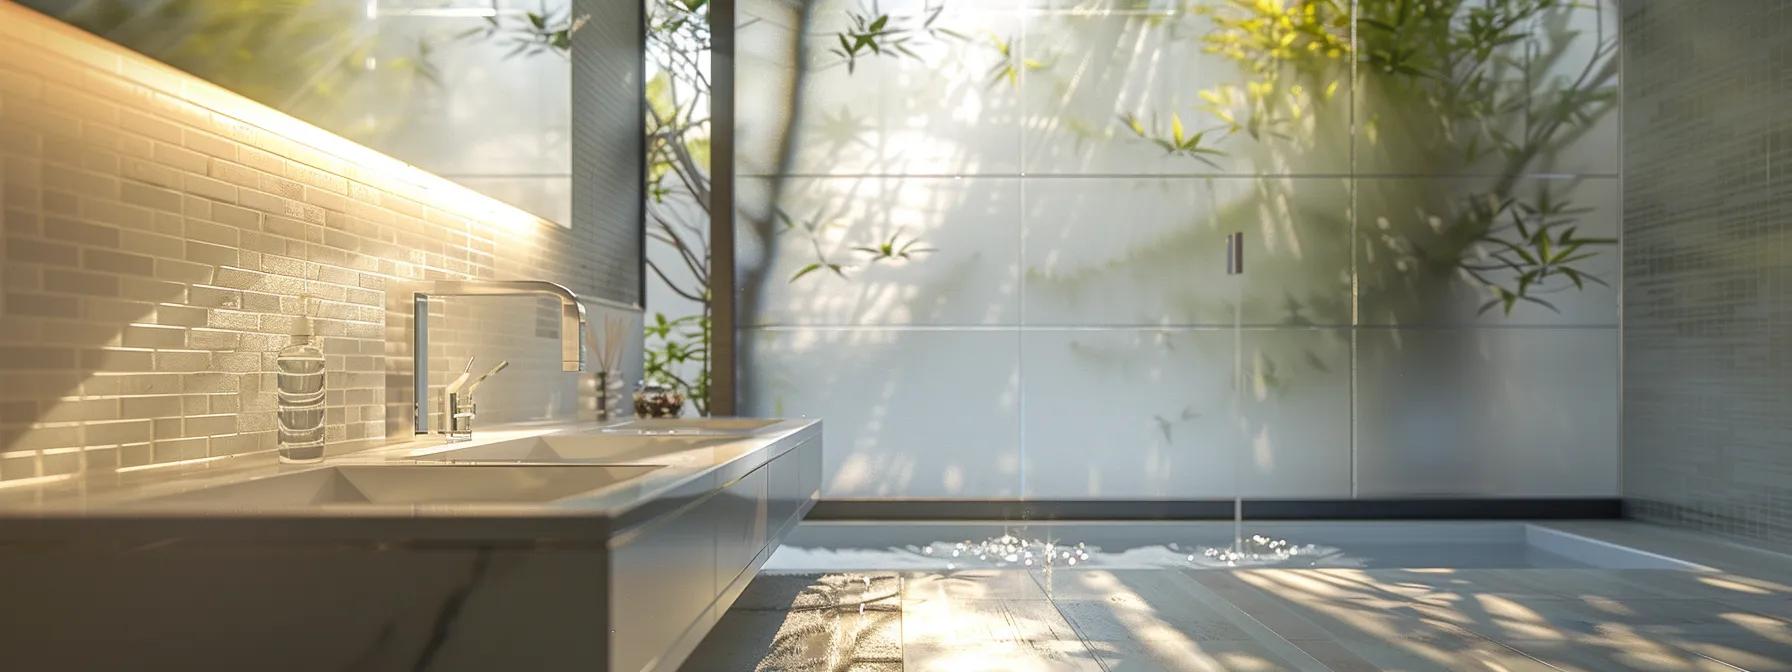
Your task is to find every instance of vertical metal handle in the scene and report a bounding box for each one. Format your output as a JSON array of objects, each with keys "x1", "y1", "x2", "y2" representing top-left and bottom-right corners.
[{"x1": 1225, "y1": 232, "x2": 1244, "y2": 276}]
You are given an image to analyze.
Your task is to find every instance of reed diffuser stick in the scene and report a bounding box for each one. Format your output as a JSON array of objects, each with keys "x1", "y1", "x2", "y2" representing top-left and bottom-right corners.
[
  {"x1": 604, "y1": 315, "x2": 626, "y2": 374},
  {"x1": 586, "y1": 315, "x2": 629, "y2": 420}
]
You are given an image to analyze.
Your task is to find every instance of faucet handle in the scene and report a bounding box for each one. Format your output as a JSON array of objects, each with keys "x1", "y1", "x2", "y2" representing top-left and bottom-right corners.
[
  {"x1": 441, "y1": 360, "x2": 507, "y2": 442},
  {"x1": 441, "y1": 358, "x2": 483, "y2": 442},
  {"x1": 444, "y1": 357, "x2": 476, "y2": 395},
  {"x1": 468, "y1": 361, "x2": 509, "y2": 393}
]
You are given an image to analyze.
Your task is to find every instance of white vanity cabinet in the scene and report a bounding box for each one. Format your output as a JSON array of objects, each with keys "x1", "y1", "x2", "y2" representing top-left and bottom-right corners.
[{"x1": 607, "y1": 434, "x2": 819, "y2": 672}]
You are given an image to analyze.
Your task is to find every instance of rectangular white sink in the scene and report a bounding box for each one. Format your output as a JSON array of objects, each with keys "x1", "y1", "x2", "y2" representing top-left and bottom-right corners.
[
  {"x1": 142, "y1": 464, "x2": 661, "y2": 508},
  {"x1": 598, "y1": 417, "x2": 784, "y2": 436},
  {"x1": 405, "y1": 434, "x2": 728, "y2": 464}
]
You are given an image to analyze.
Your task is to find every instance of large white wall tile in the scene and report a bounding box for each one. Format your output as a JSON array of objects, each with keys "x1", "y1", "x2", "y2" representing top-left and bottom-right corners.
[
  {"x1": 1355, "y1": 327, "x2": 1620, "y2": 497},
  {"x1": 739, "y1": 328, "x2": 1021, "y2": 498},
  {"x1": 736, "y1": 177, "x2": 1022, "y2": 326},
  {"x1": 1023, "y1": 177, "x2": 1352, "y2": 327},
  {"x1": 1022, "y1": 329, "x2": 1351, "y2": 498},
  {"x1": 735, "y1": 25, "x2": 799, "y2": 177}
]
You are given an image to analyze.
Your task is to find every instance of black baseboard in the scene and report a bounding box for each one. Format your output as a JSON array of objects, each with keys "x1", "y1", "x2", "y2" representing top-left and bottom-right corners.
[{"x1": 808, "y1": 498, "x2": 1623, "y2": 521}]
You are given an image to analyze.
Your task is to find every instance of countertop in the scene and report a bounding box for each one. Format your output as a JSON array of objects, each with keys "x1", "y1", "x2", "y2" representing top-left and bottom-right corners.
[{"x1": 0, "y1": 418, "x2": 820, "y2": 543}]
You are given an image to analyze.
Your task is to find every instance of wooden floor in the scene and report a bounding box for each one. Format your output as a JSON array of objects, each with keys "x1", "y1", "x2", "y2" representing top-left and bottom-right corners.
[{"x1": 681, "y1": 523, "x2": 1792, "y2": 671}]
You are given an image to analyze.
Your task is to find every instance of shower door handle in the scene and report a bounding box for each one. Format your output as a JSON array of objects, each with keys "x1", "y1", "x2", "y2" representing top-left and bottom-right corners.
[{"x1": 1225, "y1": 232, "x2": 1244, "y2": 276}]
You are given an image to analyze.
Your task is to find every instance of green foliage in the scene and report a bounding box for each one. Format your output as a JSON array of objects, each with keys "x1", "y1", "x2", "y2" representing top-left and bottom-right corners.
[
  {"x1": 984, "y1": 34, "x2": 1046, "y2": 90},
  {"x1": 1351, "y1": 0, "x2": 1617, "y2": 313},
  {"x1": 652, "y1": 0, "x2": 710, "y2": 34},
  {"x1": 1357, "y1": 0, "x2": 1553, "y2": 79},
  {"x1": 644, "y1": 0, "x2": 715, "y2": 413},
  {"x1": 788, "y1": 262, "x2": 848, "y2": 283},
  {"x1": 776, "y1": 211, "x2": 936, "y2": 283},
  {"x1": 456, "y1": 0, "x2": 589, "y2": 60},
  {"x1": 1117, "y1": 112, "x2": 1227, "y2": 165},
  {"x1": 1464, "y1": 188, "x2": 1615, "y2": 315},
  {"x1": 643, "y1": 312, "x2": 711, "y2": 416},
  {"x1": 1162, "y1": 0, "x2": 1616, "y2": 314},
  {"x1": 1193, "y1": 0, "x2": 1351, "y2": 141},
  {"x1": 828, "y1": 1, "x2": 966, "y2": 73},
  {"x1": 853, "y1": 231, "x2": 936, "y2": 262},
  {"x1": 832, "y1": 10, "x2": 895, "y2": 72},
  {"x1": 775, "y1": 210, "x2": 850, "y2": 283}
]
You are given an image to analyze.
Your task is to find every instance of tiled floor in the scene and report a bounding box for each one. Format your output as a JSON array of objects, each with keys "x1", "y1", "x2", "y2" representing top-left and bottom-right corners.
[{"x1": 682, "y1": 523, "x2": 1792, "y2": 671}]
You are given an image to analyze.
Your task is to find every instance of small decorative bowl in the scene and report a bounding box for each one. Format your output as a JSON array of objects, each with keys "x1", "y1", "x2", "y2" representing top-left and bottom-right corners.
[{"x1": 633, "y1": 382, "x2": 685, "y2": 418}]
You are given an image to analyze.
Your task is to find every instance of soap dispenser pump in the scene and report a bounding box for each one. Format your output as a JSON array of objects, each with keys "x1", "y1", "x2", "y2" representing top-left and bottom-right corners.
[{"x1": 276, "y1": 297, "x2": 326, "y2": 463}]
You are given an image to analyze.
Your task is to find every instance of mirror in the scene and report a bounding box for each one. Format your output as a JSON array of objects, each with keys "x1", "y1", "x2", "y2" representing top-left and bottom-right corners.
[{"x1": 19, "y1": 0, "x2": 580, "y2": 227}]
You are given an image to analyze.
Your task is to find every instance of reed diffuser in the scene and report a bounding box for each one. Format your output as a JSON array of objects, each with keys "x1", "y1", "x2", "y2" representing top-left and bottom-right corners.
[{"x1": 587, "y1": 315, "x2": 628, "y2": 420}]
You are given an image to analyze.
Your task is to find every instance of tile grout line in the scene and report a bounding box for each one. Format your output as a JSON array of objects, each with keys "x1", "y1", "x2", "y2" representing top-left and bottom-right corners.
[
  {"x1": 738, "y1": 172, "x2": 1623, "y2": 180},
  {"x1": 740, "y1": 324, "x2": 1624, "y2": 331},
  {"x1": 1015, "y1": 0, "x2": 1028, "y2": 502},
  {"x1": 1349, "y1": 0, "x2": 1360, "y2": 501}
]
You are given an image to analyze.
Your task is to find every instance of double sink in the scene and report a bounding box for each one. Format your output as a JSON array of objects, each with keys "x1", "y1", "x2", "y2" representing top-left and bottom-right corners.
[{"x1": 138, "y1": 418, "x2": 788, "y2": 510}]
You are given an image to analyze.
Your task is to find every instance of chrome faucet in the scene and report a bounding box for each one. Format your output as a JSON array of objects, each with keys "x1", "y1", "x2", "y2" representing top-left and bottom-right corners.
[
  {"x1": 442, "y1": 358, "x2": 509, "y2": 441},
  {"x1": 398, "y1": 280, "x2": 587, "y2": 436}
]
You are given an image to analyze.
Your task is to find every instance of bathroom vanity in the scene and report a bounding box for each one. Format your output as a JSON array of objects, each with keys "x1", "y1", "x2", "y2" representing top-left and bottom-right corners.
[{"x1": 0, "y1": 418, "x2": 821, "y2": 672}]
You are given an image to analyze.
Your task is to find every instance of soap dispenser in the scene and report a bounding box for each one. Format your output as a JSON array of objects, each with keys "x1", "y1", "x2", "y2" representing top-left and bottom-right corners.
[{"x1": 276, "y1": 298, "x2": 326, "y2": 463}]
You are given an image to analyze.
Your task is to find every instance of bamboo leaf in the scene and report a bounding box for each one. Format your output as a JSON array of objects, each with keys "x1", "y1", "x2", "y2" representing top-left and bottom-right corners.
[{"x1": 1123, "y1": 114, "x2": 1146, "y2": 137}]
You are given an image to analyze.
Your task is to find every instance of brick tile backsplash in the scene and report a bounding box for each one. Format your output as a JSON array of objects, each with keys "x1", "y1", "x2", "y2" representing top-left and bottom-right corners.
[{"x1": 0, "y1": 3, "x2": 643, "y2": 482}]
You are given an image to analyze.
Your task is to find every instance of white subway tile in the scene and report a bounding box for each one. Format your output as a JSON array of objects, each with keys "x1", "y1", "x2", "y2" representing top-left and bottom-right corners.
[
  {"x1": 43, "y1": 268, "x2": 118, "y2": 296},
  {"x1": 184, "y1": 240, "x2": 237, "y2": 267},
  {"x1": 81, "y1": 248, "x2": 154, "y2": 276},
  {"x1": 117, "y1": 108, "x2": 182, "y2": 145},
  {"x1": 121, "y1": 324, "x2": 184, "y2": 348},
  {"x1": 180, "y1": 128, "x2": 235, "y2": 162},
  {"x1": 180, "y1": 173, "x2": 236, "y2": 203},
  {"x1": 43, "y1": 216, "x2": 120, "y2": 247}
]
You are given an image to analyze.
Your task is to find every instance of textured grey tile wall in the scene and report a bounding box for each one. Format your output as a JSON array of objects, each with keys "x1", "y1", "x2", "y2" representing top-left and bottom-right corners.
[
  {"x1": 1622, "y1": 0, "x2": 1792, "y2": 545},
  {"x1": 0, "y1": 4, "x2": 642, "y2": 481}
]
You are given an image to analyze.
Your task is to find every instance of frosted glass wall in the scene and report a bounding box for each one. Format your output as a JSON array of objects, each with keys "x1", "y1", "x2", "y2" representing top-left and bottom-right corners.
[{"x1": 736, "y1": 0, "x2": 1620, "y2": 500}]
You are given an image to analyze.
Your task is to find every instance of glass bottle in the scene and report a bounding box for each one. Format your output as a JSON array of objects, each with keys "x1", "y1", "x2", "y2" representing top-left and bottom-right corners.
[{"x1": 276, "y1": 310, "x2": 326, "y2": 463}]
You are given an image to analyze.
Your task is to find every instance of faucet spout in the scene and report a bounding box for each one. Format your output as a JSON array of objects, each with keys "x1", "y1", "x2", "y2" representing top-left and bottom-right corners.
[{"x1": 398, "y1": 279, "x2": 589, "y2": 436}]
